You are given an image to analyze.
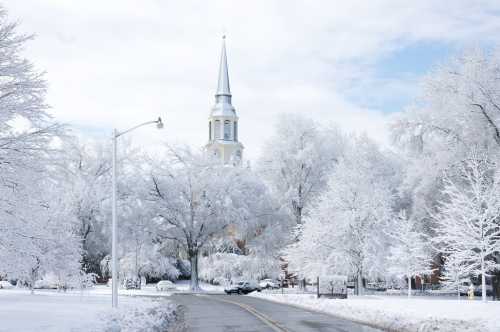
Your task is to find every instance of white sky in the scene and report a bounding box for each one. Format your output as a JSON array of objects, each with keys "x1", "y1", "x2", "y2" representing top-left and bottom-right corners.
[{"x1": 5, "y1": 0, "x2": 500, "y2": 160}]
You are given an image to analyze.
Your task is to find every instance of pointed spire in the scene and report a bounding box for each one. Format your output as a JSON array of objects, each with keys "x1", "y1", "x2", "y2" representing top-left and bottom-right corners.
[
  {"x1": 210, "y1": 35, "x2": 236, "y2": 117},
  {"x1": 216, "y1": 35, "x2": 231, "y2": 99}
]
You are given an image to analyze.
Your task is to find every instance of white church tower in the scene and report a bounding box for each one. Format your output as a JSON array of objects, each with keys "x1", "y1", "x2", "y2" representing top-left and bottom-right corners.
[{"x1": 206, "y1": 36, "x2": 244, "y2": 165}]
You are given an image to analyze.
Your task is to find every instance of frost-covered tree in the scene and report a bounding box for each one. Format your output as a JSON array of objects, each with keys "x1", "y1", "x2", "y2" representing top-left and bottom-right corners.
[
  {"x1": 199, "y1": 252, "x2": 280, "y2": 285},
  {"x1": 387, "y1": 210, "x2": 434, "y2": 297},
  {"x1": 119, "y1": 247, "x2": 179, "y2": 282},
  {"x1": 391, "y1": 49, "x2": 500, "y2": 232},
  {"x1": 392, "y1": 49, "x2": 500, "y2": 155},
  {"x1": 432, "y1": 152, "x2": 500, "y2": 302},
  {"x1": 53, "y1": 138, "x2": 143, "y2": 277},
  {"x1": 286, "y1": 136, "x2": 397, "y2": 294},
  {"x1": 0, "y1": 8, "x2": 61, "y2": 191},
  {"x1": 440, "y1": 251, "x2": 473, "y2": 300},
  {"x1": 54, "y1": 140, "x2": 112, "y2": 275},
  {"x1": 391, "y1": 49, "x2": 500, "y2": 295},
  {"x1": 0, "y1": 179, "x2": 82, "y2": 292},
  {"x1": 148, "y1": 146, "x2": 272, "y2": 290},
  {"x1": 258, "y1": 114, "x2": 343, "y2": 225},
  {"x1": 118, "y1": 191, "x2": 180, "y2": 282},
  {"x1": 241, "y1": 207, "x2": 293, "y2": 279},
  {"x1": 0, "y1": 7, "x2": 84, "y2": 287}
]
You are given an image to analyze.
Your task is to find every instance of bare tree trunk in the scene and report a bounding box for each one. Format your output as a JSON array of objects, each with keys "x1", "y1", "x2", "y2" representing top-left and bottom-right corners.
[
  {"x1": 30, "y1": 258, "x2": 40, "y2": 295},
  {"x1": 356, "y1": 272, "x2": 363, "y2": 296},
  {"x1": 30, "y1": 270, "x2": 36, "y2": 295},
  {"x1": 295, "y1": 206, "x2": 302, "y2": 225},
  {"x1": 135, "y1": 244, "x2": 141, "y2": 289},
  {"x1": 407, "y1": 275, "x2": 412, "y2": 298},
  {"x1": 189, "y1": 249, "x2": 200, "y2": 292},
  {"x1": 293, "y1": 184, "x2": 303, "y2": 225},
  {"x1": 135, "y1": 246, "x2": 138, "y2": 279},
  {"x1": 481, "y1": 255, "x2": 486, "y2": 302},
  {"x1": 492, "y1": 273, "x2": 500, "y2": 301},
  {"x1": 292, "y1": 200, "x2": 303, "y2": 225}
]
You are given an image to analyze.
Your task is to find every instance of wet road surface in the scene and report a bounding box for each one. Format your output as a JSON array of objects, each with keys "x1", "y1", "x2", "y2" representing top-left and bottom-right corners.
[{"x1": 171, "y1": 294, "x2": 381, "y2": 332}]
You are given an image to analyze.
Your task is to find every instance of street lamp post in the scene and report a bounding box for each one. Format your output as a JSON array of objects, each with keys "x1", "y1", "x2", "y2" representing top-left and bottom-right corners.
[{"x1": 111, "y1": 117, "x2": 163, "y2": 308}]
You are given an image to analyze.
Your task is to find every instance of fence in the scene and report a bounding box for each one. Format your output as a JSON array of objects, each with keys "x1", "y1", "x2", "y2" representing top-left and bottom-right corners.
[
  {"x1": 261, "y1": 276, "x2": 348, "y2": 299},
  {"x1": 262, "y1": 278, "x2": 492, "y2": 299}
]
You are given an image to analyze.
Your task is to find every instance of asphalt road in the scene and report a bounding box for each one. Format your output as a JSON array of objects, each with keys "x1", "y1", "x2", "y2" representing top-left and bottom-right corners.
[{"x1": 171, "y1": 294, "x2": 381, "y2": 332}]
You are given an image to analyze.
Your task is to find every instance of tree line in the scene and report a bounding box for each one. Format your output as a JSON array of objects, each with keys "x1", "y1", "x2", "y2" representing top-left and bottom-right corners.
[{"x1": 1, "y1": 6, "x2": 500, "y2": 300}]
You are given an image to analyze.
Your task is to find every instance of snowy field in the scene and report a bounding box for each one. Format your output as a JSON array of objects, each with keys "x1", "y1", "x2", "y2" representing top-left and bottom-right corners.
[
  {"x1": 0, "y1": 287, "x2": 178, "y2": 332},
  {"x1": 252, "y1": 293, "x2": 500, "y2": 332}
]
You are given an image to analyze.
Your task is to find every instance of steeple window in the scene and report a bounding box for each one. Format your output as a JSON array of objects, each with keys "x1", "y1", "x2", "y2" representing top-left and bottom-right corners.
[
  {"x1": 209, "y1": 121, "x2": 212, "y2": 140},
  {"x1": 224, "y1": 120, "x2": 231, "y2": 140},
  {"x1": 234, "y1": 121, "x2": 238, "y2": 141},
  {"x1": 214, "y1": 120, "x2": 221, "y2": 139}
]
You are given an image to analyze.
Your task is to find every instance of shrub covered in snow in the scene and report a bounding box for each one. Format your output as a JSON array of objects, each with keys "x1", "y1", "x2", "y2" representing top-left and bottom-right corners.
[
  {"x1": 119, "y1": 250, "x2": 180, "y2": 281},
  {"x1": 99, "y1": 299, "x2": 180, "y2": 332},
  {"x1": 199, "y1": 252, "x2": 280, "y2": 284}
]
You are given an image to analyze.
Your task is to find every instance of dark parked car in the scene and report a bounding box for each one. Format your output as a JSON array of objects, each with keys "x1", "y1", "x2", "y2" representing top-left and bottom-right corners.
[{"x1": 224, "y1": 281, "x2": 261, "y2": 294}]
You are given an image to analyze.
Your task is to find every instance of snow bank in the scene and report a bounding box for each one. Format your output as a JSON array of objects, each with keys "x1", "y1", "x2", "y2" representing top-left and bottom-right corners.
[{"x1": 252, "y1": 293, "x2": 499, "y2": 332}]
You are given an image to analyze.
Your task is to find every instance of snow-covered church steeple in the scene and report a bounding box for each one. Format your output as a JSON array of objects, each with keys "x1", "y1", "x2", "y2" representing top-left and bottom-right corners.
[
  {"x1": 215, "y1": 36, "x2": 231, "y2": 102},
  {"x1": 206, "y1": 36, "x2": 244, "y2": 165}
]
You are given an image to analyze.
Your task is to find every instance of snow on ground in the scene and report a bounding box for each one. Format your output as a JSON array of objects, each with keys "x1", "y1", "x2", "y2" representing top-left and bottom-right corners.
[
  {"x1": 252, "y1": 292, "x2": 500, "y2": 332},
  {"x1": 0, "y1": 288, "x2": 177, "y2": 332},
  {"x1": 0, "y1": 280, "x2": 222, "y2": 332}
]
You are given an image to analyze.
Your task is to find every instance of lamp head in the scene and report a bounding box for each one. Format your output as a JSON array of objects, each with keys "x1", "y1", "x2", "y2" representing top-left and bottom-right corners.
[{"x1": 156, "y1": 117, "x2": 164, "y2": 129}]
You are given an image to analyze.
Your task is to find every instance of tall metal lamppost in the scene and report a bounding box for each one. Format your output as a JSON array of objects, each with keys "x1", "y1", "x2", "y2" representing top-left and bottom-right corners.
[{"x1": 111, "y1": 117, "x2": 163, "y2": 308}]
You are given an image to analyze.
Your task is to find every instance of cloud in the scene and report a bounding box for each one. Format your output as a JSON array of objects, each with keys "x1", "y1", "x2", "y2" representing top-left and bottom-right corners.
[{"x1": 5, "y1": 0, "x2": 500, "y2": 160}]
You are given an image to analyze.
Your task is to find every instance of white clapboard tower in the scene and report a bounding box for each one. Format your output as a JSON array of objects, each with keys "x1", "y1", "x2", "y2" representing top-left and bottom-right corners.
[{"x1": 205, "y1": 36, "x2": 244, "y2": 165}]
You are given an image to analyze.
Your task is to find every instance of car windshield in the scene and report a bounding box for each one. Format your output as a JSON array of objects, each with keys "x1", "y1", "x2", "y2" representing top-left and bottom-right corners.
[{"x1": 237, "y1": 282, "x2": 245, "y2": 285}]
